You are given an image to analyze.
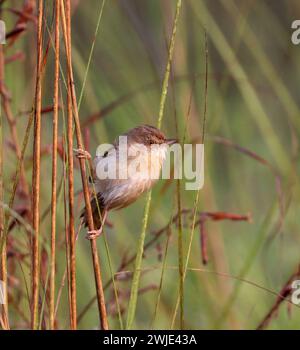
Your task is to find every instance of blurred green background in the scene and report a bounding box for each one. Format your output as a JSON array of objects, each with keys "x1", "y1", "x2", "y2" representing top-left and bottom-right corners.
[{"x1": 2, "y1": 0, "x2": 300, "y2": 329}]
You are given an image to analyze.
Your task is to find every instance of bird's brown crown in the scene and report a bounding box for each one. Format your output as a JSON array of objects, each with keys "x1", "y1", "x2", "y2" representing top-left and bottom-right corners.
[{"x1": 121, "y1": 124, "x2": 166, "y2": 146}]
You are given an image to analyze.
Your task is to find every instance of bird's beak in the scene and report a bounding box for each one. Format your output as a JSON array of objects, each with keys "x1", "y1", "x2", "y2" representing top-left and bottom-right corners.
[{"x1": 166, "y1": 138, "x2": 178, "y2": 145}]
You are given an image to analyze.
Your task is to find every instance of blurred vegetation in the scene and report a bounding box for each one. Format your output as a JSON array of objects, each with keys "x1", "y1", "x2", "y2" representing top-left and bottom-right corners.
[{"x1": 1, "y1": 0, "x2": 300, "y2": 329}]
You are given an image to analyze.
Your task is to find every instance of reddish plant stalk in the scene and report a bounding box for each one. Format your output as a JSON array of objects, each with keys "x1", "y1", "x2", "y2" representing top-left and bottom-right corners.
[
  {"x1": 60, "y1": 0, "x2": 108, "y2": 330},
  {"x1": 63, "y1": 0, "x2": 77, "y2": 330},
  {"x1": 49, "y1": 0, "x2": 61, "y2": 330},
  {"x1": 257, "y1": 265, "x2": 300, "y2": 330},
  {"x1": 0, "y1": 45, "x2": 9, "y2": 330},
  {"x1": 199, "y1": 219, "x2": 208, "y2": 265},
  {"x1": 1, "y1": 100, "x2": 29, "y2": 200},
  {"x1": 31, "y1": 0, "x2": 44, "y2": 330}
]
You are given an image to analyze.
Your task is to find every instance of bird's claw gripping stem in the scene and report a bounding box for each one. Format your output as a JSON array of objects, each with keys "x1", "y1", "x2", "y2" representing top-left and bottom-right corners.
[
  {"x1": 73, "y1": 148, "x2": 91, "y2": 160},
  {"x1": 85, "y1": 228, "x2": 103, "y2": 240}
]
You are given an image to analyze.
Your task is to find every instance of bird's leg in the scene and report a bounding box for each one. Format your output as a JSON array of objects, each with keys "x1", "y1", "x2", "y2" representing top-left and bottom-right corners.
[
  {"x1": 73, "y1": 148, "x2": 91, "y2": 160},
  {"x1": 86, "y1": 209, "x2": 108, "y2": 240}
]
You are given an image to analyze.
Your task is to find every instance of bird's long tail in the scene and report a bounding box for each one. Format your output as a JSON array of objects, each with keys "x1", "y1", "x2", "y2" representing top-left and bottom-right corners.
[{"x1": 81, "y1": 192, "x2": 105, "y2": 230}]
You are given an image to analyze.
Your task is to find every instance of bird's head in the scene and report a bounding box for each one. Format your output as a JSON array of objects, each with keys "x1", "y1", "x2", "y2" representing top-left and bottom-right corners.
[{"x1": 122, "y1": 124, "x2": 177, "y2": 147}]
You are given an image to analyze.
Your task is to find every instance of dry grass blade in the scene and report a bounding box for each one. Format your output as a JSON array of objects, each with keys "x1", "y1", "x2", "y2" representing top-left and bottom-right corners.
[
  {"x1": 49, "y1": 0, "x2": 61, "y2": 330},
  {"x1": 31, "y1": 0, "x2": 44, "y2": 330}
]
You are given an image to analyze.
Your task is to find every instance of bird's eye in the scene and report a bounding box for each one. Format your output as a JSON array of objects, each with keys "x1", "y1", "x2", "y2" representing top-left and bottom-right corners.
[{"x1": 103, "y1": 151, "x2": 108, "y2": 157}]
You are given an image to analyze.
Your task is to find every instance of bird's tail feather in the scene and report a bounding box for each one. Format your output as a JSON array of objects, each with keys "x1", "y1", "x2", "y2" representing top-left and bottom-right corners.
[{"x1": 81, "y1": 192, "x2": 105, "y2": 229}]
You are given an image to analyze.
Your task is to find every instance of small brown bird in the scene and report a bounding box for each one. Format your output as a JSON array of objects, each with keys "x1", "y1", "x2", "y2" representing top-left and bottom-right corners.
[{"x1": 80, "y1": 124, "x2": 176, "y2": 239}]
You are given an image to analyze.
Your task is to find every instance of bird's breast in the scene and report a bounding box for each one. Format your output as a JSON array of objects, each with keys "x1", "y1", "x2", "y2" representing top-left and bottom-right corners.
[{"x1": 94, "y1": 143, "x2": 167, "y2": 210}]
